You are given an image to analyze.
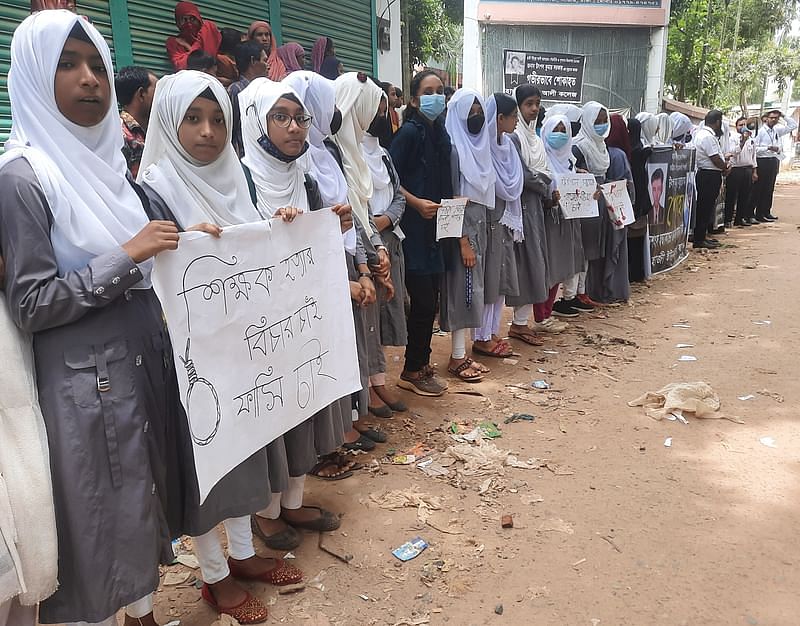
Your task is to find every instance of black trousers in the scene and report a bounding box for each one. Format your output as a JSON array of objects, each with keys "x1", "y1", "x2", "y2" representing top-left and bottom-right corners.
[
  {"x1": 752, "y1": 157, "x2": 780, "y2": 217},
  {"x1": 403, "y1": 271, "x2": 441, "y2": 373},
  {"x1": 694, "y1": 169, "x2": 722, "y2": 244},
  {"x1": 724, "y1": 166, "x2": 753, "y2": 223}
]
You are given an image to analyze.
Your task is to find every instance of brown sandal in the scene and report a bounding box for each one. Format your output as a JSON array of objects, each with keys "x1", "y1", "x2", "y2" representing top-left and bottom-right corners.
[
  {"x1": 467, "y1": 358, "x2": 490, "y2": 374},
  {"x1": 472, "y1": 340, "x2": 514, "y2": 358},
  {"x1": 201, "y1": 583, "x2": 268, "y2": 624},
  {"x1": 448, "y1": 358, "x2": 484, "y2": 382},
  {"x1": 509, "y1": 325, "x2": 545, "y2": 346},
  {"x1": 228, "y1": 556, "x2": 304, "y2": 586}
]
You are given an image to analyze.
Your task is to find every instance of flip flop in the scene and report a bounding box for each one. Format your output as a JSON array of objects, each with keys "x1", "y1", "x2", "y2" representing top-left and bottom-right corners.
[
  {"x1": 447, "y1": 358, "x2": 484, "y2": 382},
  {"x1": 308, "y1": 457, "x2": 353, "y2": 481},
  {"x1": 472, "y1": 341, "x2": 514, "y2": 358},
  {"x1": 508, "y1": 327, "x2": 545, "y2": 346},
  {"x1": 465, "y1": 357, "x2": 490, "y2": 374}
]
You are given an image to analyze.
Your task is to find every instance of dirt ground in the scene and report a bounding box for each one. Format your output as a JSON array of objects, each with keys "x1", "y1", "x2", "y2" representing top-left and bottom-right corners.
[{"x1": 147, "y1": 181, "x2": 800, "y2": 626}]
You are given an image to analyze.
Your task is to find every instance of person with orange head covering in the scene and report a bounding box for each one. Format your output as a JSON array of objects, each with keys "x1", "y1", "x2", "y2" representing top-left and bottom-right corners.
[
  {"x1": 247, "y1": 21, "x2": 287, "y2": 80},
  {"x1": 166, "y1": 1, "x2": 222, "y2": 70}
]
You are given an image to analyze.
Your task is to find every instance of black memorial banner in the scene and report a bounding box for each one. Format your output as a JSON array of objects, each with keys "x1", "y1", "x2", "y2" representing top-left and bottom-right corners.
[
  {"x1": 648, "y1": 147, "x2": 695, "y2": 274},
  {"x1": 502, "y1": 50, "x2": 585, "y2": 103}
]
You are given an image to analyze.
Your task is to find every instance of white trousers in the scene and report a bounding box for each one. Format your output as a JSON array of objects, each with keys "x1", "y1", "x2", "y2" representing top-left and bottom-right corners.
[
  {"x1": 474, "y1": 297, "x2": 504, "y2": 342},
  {"x1": 450, "y1": 328, "x2": 468, "y2": 359},
  {"x1": 562, "y1": 268, "x2": 587, "y2": 299},
  {"x1": 63, "y1": 593, "x2": 153, "y2": 625},
  {"x1": 257, "y1": 475, "x2": 306, "y2": 519},
  {"x1": 512, "y1": 304, "x2": 533, "y2": 326},
  {"x1": 193, "y1": 516, "x2": 255, "y2": 585}
]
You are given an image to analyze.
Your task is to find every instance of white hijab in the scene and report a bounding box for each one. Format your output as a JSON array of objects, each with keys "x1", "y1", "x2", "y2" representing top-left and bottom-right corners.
[
  {"x1": 654, "y1": 112, "x2": 674, "y2": 146},
  {"x1": 542, "y1": 114, "x2": 575, "y2": 177},
  {"x1": 0, "y1": 11, "x2": 150, "y2": 280},
  {"x1": 283, "y1": 71, "x2": 349, "y2": 206},
  {"x1": 545, "y1": 103, "x2": 583, "y2": 123},
  {"x1": 514, "y1": 102, "x2": 551, "y2": 177},
  {"x1": 361, "y1": 134, "x2": 394, "y2": 215},
  {"x1": 240, "y1": 78, "x2": 310, "y2": 218},
  {"x1": 331, "y1": 72, "x2": 385, "y2": 236},
  {"x1": 636, "y1": 112, "x2": 659, "y2": 148},
  {"x1": 574, "y1": 101, "x2": 610, "y2": 176},
  {"x1": 444, "y1": 88, "x2": 495, "y2": 207},
  {"x1": 487, "y1": 94, "x2": 524, "y2": 242},
  {"x1": 138, "y1": 71, "x2": 261, "y2": 227},
  {"x1": 670, "y1": 112, "x2": 693, "y2": 142}
]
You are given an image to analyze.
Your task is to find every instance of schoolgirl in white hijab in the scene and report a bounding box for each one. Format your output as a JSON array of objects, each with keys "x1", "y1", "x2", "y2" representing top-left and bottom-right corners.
[
  {"x1": 331, "y1": 72, "x2": 386, "y2": 236},
  {"x1": 573, "y1": 101, "x2": 611, "y2": 177},
  {"x1": 670, "y1": 112, "x2": 694, "y2": 145},
  {"x1": 240, "y1": 78, "x2": 311, "y2": 218},
  {"x1": 138, "y1": 71, "x2": 261, "y2": 225},
  {"x1": 486, "y1": 93, "x2": 525, "y2": 241},
  {"x1": 636, "y1": 111, "x2": 660, "y2": 148},
  {"x1": 514, "y1": 93, "x2": 551, "y2": 179},
  {"x1": 542, "y1": 113, "x2": 577, "y2": 178}
]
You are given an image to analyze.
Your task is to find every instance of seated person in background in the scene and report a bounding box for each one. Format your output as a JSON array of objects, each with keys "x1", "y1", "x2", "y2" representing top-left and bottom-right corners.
[
  {"x1": 186, "y1": 50, "x2": 218, "y2": 77},
  {"x1": 215, "y1": 27, "x2": 242, "y2": 86},
  {"x1": 166, "y1": 1, "x2": 221, "y2": 71}
]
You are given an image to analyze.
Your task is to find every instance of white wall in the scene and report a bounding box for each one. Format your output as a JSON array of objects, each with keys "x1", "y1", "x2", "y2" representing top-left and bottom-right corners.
[
  {"x1": 462, "y1": 0, "x2": 482, "y2": 92},
  {"x1": 376, "y1": 0, "x2": 403, "y2": 86},
  {"x1": 645, "y1": 26, "x2": 668, "y2": 113}
]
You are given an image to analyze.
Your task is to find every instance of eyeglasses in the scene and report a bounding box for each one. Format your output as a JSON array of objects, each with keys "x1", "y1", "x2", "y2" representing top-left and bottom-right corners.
[{"x1": 269, "y1": 113, "x2": 313, "y2": 129}]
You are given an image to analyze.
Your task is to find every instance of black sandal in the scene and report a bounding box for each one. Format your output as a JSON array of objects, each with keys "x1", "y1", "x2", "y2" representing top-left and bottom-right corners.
[
  {"x1": 308, "y1": 456, "x2": 353, "y2": 481},
  {"x1": 342, "y1": 434, "x2": 376, "y2": 451},
  {"x1": 280, "y1": 505, "x2": 341, "y2": 532}
]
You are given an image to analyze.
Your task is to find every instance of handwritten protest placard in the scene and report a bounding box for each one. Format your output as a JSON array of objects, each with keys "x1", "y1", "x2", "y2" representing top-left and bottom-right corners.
[
  {"x1": 152, "y1": 211, "x2": 361, "y2": 502},
  {"x1": 554, "y1": 173, "x2": 598, "y2": 219},
  {"x1": 601, "y1": 180, "x2": 635, "y2": 229},
  {"x1": 436, "y1": 197, "x2": 468, "y2": 240}
]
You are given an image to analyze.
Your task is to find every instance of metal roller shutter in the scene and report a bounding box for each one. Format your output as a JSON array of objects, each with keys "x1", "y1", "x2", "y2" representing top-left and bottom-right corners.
[
  {"x1": 280, "y1": 0, "x2": 375, "y2": 75},
  {"x1": 126, "y1": 0, "x2": 270, "y2": 77},
  {"x1": 0, "y1": 1, "x2": 115, "y2": 146}
]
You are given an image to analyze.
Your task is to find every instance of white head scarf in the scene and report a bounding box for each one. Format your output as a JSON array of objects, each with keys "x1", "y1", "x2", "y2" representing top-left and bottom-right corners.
[
  {"x1": 240, "y1": 78, "x2": 310, "y2": 218},
  {"x1": 654, "y1": 112, "x2": 674, "y2": 146},
  {"x1": 283, "y1": 71, "x2": 349, "y2": 206},
  {"x1": 331, "y1": 72, "x2": 385, "y2": 236},
  {"x1": 574, "y1": 101, "x2": 610, "y2": 176},
  {"x1": 670, "y1": 112, "x2": 693, "y2": 142},
  {"x1": 486, "y1": 94, "x2": 524, "y2": 242},
  {"x1": 542, "y1": 114, "x2": 575, "y2": 177},
  {"x1": 636, "y1": 112, "x2": 659, "y2": 148},
  {"x1": 513, "y1": 92, "x2": 550, "y2": 178},
  {"x1": 361, "y1": 134, "x2": 393, "y2": 215},
  {"x1": 0, "y1": 11, "x2": 150, "y2": 279},
  {"x1": 444, "y1": 88, "x2": 495, "y2": 207},
  {"x1": 138, "y1": 71, "x2": 261, "y2": 227},
  {"x1": 545, "y1": 103, "x2": 583, "y2": 123}
]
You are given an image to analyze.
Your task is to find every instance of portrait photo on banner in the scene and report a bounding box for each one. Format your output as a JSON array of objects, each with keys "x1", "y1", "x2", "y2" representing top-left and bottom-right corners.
[
  {"x1": 505, "y1": 51, "x2": 526, "y2": 75},
  {"x1": 647, "y1": 163, "x2": 668, "y2": 225}
]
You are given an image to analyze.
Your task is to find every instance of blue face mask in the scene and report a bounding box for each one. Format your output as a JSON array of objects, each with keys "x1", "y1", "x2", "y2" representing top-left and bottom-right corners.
[
  {"x1": 419, "y1": 94, "x2": 446, "y2": 120},
  {"x1": 594, "y1": 123, "x2": 609, "y2": 136},
  {"x1": 546, "y1": 131, "x2": 569, "y2": 149},
  {"x1": 535, "y1": 125, "x2": 542, "y2": 137}
]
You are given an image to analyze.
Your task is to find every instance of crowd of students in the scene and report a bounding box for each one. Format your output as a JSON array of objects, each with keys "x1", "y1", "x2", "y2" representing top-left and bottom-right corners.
[{"x1": 0, "y1": 4, "x2": 795, "y2": 626}]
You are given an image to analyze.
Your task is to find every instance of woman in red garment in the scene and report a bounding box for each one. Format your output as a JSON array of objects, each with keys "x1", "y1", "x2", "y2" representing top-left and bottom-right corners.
[{"x1": 166, "y1": 1, "x2": 222, "y2": 71}]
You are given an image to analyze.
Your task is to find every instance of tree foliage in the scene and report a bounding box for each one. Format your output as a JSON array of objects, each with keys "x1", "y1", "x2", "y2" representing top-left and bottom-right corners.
[
  {"x1": 666, "y1": 0, "x2": 800, "y2": 113},
  {"x1": 405, "y1": 0, "x2": 462, "y2": 69}
]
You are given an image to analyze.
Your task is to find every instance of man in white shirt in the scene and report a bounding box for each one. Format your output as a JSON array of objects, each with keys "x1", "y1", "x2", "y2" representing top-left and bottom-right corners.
[
  {"x1": 693, "y1": 110, "x2": 730, "y2": 249},
  {"x1": 724, "y1": 116, "x2": 758, "y2": 227},
  {"x1": 752, "y1": 109, "x2": 797, "y2": 221}
]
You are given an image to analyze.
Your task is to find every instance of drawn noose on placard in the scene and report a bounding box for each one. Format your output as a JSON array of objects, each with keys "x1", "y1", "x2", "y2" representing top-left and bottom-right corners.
[{"x1": 179, "y1": 337, "x2": 221, "y2": 446}]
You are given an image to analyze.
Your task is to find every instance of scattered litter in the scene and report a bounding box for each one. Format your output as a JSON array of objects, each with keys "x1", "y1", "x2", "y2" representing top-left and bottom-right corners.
[
  {"x1": 307, "y1": 570, "x2": 327, "y2": 592},
  {"x1": 443, "y1": 440, "x2": 545, "y2": 476},
  {"x1": 210, "y1": 616, "x2": 240, "y2": 626},
  {"x1": 675, "y1": 343, "x2": 694, "y2": 348},
  {"x1": 503, "y1": 357, "x2": 519, "y2": 365},
  {"x1": 752, "y1": 320, "x2": 772, "y2": 326},
  {"x1": 677, "y1": 355, "x2": 698, "y2": 362},
  {"x1": 391, "y1": 619, "x2": 431, "y2": 626},
  {"x1": 501, "y1": 514, "x2": 514, "y2": 529},
  {"x1": 672, "y1": 323, "x2": 691, "y2": 328},
  {"x1": 479, "y1": 420, "x2": 503, "y2": 439},
  {"x1": 278, "y1": 583, "x2": 306, "y2": 595},
  {"x1": 495, "y1": 604, "x2": 504, "y2": 615},
  {"x1": 164, "y1": 622, "x2": 181, "y2": 626},
  {"x1": 163, "y1": 571, "x2": 192, "y2": 586},
  {"x1": 449, "y1": 427, "x2": 483, "y2": 443},
  {"x1": 537, "y1": 368, "x2": 547, "y2": 373},
  {"x1": 318, "y1": 532, "x2": 353, "y2": 564},
  {"x1": 572, "y1": 558, "x2": 587, "y2": 568},
  {"x1": 284, "y1": 552, "x2": 296, "y2": 559},
  {"x1": 542, "y1": 349, "x2": 559, "y2": 355},
  {"x1": 738, "y1": 394, "x2": 755, "y2": 401},
  {"x1": 664, "y1": 437, "x2": 672, "y2": 448},
  {"x1": 545, "y1": 462, "x2": 575, "y2": 476},
  {"x1": 598, "y1": 534, "x2": 622, "y2": 553},
  {"x1": 629, "y1": 382, "x2": 743, "y2": 423},
  {"x1": 175, "y1": 554, "x2": 199, "y2": 569},
  {"x1": 391, "y1": 454, "x2": 417, "y2": 465},
  {"x1": 531, "y1": 380, "x2": 550, "y2": 390},
  {"x1": 504, "y1": 413, "x2": 535, "y2": 424},
  {"x1": 392, "y1": 537, "x2": 429, "y2": 561},
  {"x1": 757, "y1": 389, "x2": 784, "y2": 403},
  {"x1": 538, "y1": 518, "x2": 574, "y2": 534},
  {"x1": 416, "y1": 457, "x2": 450, "y2": 477},
  {"x1": 521, "y1": 493, "x2": 543, "y2": 505},
  {"x1": 759, "y1": 436, "x2": 777, "y2": 449},
  {"x1": 359, "y1": 594, "x2": 371, "y2": 601}
]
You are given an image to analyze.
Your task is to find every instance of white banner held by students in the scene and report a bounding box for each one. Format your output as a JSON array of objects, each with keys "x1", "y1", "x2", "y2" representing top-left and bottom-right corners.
[
  {"x1": 152, "y1": 211, "x2": 360, "y2": 503},
  {"x1": 555, "y1": 173, "x2": 598, "y2": 219},
  {"x1": 601, "y1": 180, "x2": 635, "y2": 229},
  {"x1": 436, "y1": 197, "x2": 468, "y2": 240}
]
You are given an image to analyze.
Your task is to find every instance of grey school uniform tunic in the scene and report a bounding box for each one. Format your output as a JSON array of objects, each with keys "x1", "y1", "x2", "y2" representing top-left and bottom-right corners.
[
  {"x1": 439, "y1": 150, "x2": 487, "y2": 331},
  {"x1": 375, "y1": 150, "x2": 407, "y2": 348},
  {"x1": 143, "y1": 184, "x2": 274, "y2": 530},
  {"x1": 0, "y1": 159, "x2": 174, "y2": 624},
  {"x1": 572, "y1": 146, "x2": 606, "y2": 261},
  {"x1": 506, "y1": 134, "x2": 551, "y2": 306},
  {"x1": 484, "y1": 195, "x2": 520, "y2": 303}
]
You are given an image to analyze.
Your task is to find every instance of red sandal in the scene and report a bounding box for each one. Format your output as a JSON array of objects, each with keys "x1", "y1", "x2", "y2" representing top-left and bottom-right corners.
[
  {"x1": 228, "y1": 556, "x2": 304, "y2": 586},
  {"x1": 201, "y1": 583, "x2": 268, "y2": 624}
]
